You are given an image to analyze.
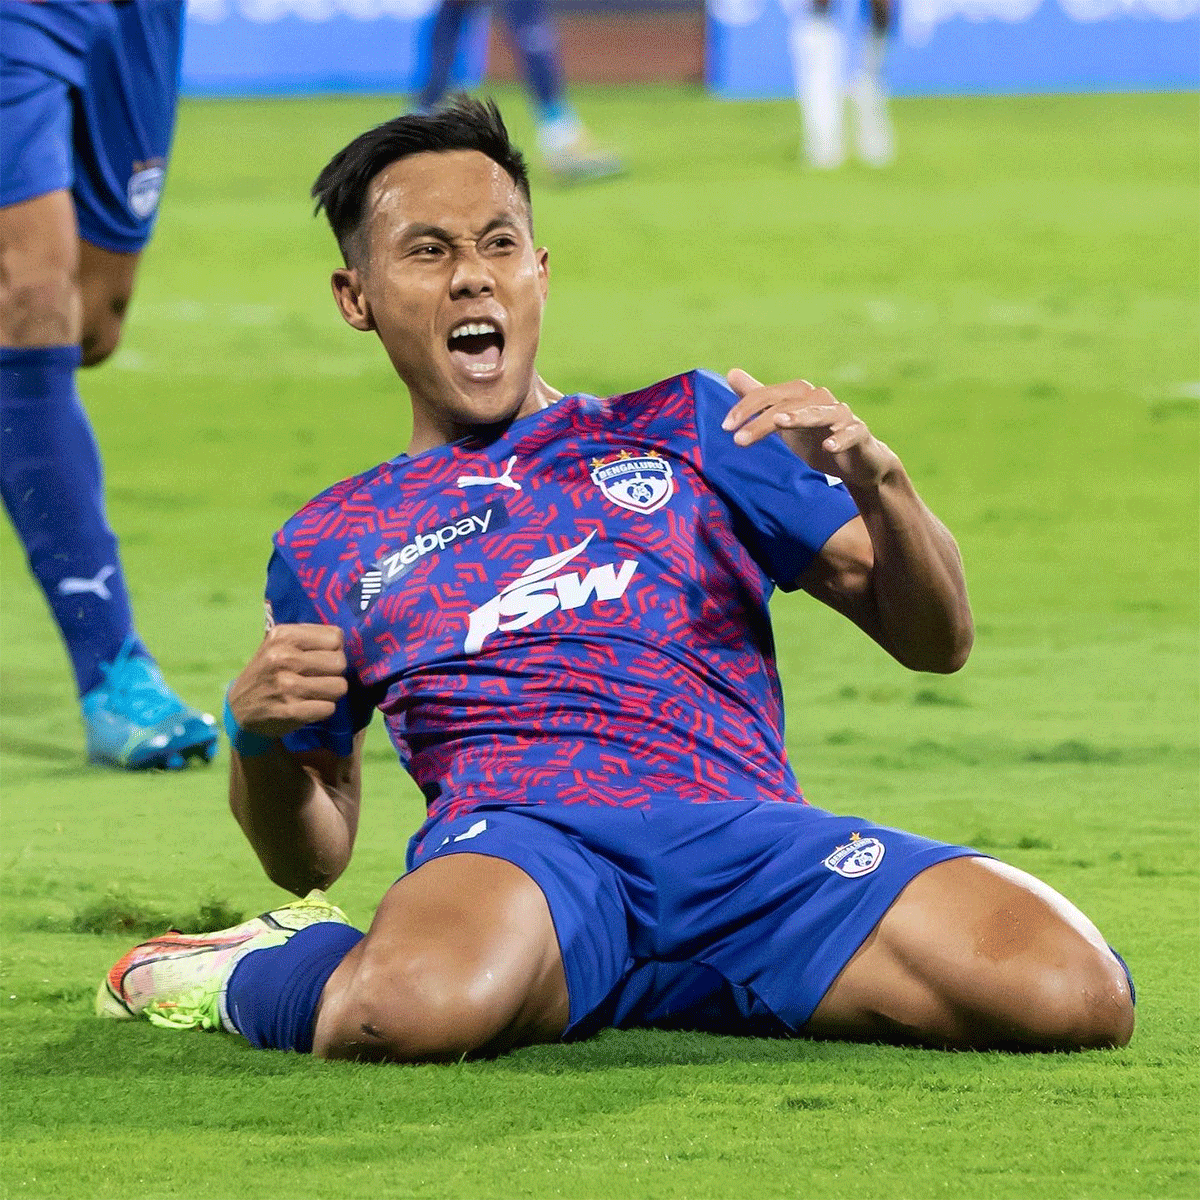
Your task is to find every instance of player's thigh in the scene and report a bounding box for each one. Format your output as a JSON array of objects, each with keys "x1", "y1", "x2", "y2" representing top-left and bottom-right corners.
[
  {"x1": 1, "y1": 4, "x2": 85, "y2": 345},
  {"x1": 313, "y1": 852, "x2": 569, "y2": 1062},
  {"x1": 78, "y1": 240, "x2": 142, "y2": 366},
  {"x1": 804, "y1": 855, "x2": 1134, "y2": 1049}
]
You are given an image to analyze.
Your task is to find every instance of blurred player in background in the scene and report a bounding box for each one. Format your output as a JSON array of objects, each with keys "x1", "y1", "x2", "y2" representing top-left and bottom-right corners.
[
  {"x1": 98, "y1": 98, "x2": 1133, "y2": 1062},
  {"x1": 784, "y1": 0, "x2": 895, "y2": 168},
  {"x1": 0, "y1": 0, "x2": 217, "y2": 769},
  {"x1": 415, "y1": 0, "x2": 624, "y2": 182}
]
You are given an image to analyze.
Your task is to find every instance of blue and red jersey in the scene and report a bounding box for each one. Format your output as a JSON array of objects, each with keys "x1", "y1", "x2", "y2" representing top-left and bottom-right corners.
[{"x1": 267, "y1": 370, "x2": 858, "y2": 825}]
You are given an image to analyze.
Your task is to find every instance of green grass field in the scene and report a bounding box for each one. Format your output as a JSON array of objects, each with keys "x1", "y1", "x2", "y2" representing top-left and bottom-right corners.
[{"x1": 1, "y1": 86, "x2": 1197, "y2": 1200}]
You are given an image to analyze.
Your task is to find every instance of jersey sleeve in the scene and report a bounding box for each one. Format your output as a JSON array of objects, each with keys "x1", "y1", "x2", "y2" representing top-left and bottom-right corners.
[
  {"x1": 692, "y1": 369, "x2": 860, "y2": 591},
  {"x1": 264, "y1": 547, "x2": 374, "y2": 758}
]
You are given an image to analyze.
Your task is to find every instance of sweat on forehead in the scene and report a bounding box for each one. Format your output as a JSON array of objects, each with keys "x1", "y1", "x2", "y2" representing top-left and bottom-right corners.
[{"x1": 370, "y1": 151, "x2": 530, "y2": 226}]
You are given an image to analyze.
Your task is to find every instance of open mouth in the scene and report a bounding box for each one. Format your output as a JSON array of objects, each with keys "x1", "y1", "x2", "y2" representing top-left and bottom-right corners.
[{"x1": 448, "y1": 321, "x2": 505, "y2": 378}]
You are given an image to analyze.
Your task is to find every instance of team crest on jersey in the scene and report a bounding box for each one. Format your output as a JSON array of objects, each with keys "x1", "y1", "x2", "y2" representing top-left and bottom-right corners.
[
  {"x1": 127, "y1": 161, "x2": 165, "y2": 220},
  {"x1": 823, "y1": 833, "x2": 886, "y2": 878},
  {"x1": 590, "y1": 449, "x2": 675, "y2": 514}
]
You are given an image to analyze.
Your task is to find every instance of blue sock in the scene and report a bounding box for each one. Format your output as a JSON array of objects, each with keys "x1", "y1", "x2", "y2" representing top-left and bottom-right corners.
[
  {"x1": 225, "y1": 923, "x2": 364, "y2": 1052},
  {"x1": 0, "y1": 345, "x2": 145, "y2": 696},
  {"x1": 499, "y1": 1, "x2": 565, "y2": 119},
  {"x1": 417, "y1": 0, "x2": 476, "y2": 111}
]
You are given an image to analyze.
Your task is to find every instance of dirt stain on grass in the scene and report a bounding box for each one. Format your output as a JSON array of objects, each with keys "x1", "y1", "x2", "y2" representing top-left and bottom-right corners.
[{"x1": 28, "y1": 894, "x2": 245, "y2": 938}]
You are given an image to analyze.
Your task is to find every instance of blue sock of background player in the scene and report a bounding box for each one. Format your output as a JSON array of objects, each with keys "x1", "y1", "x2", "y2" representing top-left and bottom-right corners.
[
  {"x1": 497, "y1": 0, "x2": 567, "y2": 123},
  {"x1": 0, "y1": 348, "x2": 148, "y2": 694},
  {"x1": 416, "y1": 0, "x2": 624, "y2": 182}
]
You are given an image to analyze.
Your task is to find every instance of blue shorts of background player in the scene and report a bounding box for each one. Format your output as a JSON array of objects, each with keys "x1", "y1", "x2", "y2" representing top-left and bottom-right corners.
[
  {"x1": 0, "y1": 0, "x2": 217, "y2": 770},
  {"x1": 1, "y1": 0, "x2": 180, "y2": 249}
]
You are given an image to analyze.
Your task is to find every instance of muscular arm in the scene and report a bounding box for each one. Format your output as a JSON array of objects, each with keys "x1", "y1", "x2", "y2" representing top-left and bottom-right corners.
[
  {"x1": 797, "y1": 473, "x2": 973, "y2": 672},
  {"x1": 229, "y1": 736, "x2": 363, "y2": 895},
  {"x1": 723, "y1": 369, "x2": 974, "y2": 673},
  {"x1": 226, "y1": 623, "x2": 362, "y2": 894}
]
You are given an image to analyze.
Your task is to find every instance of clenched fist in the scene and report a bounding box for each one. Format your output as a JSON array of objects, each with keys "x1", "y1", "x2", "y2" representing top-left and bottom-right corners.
[{"x1": 226, "y1": 623, "x2": 348, "y2": 739}]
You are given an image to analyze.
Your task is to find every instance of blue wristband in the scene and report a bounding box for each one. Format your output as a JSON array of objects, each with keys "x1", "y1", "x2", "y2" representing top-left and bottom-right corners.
[{"x1": 223, "y1": 691, "x2": 276, "y2": 758}]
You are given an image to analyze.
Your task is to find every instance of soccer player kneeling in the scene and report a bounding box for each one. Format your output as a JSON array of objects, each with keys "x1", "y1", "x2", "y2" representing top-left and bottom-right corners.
[{"x1": 98, "y1": 99, "x2": 1134, "y2": 1060}]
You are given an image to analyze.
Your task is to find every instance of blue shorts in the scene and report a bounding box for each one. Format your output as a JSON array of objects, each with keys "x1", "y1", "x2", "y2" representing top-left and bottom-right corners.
[
  {"x1": 0, "y1": 0, "x2": 184, "y2": 252},
  {"x1": 407, "y1": 800, "x2": 978, "y2": 1038}
]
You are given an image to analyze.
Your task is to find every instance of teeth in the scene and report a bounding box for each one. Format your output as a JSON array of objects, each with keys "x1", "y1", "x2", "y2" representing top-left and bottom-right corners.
[{"x1": 450, "y1": 322, "x2": 498, "y2": 340}]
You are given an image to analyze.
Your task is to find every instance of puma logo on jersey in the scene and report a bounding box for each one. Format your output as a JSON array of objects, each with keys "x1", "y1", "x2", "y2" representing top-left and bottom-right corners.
[
  {"x1": 457, "y1": 455, "x2": 521, "y2": 491},
  {"x1": 56, "y1": 565, "x2": 116, "y2": 601},
  {"x1": 464, "y1": 531, "x2": 638, "y2": 654}
]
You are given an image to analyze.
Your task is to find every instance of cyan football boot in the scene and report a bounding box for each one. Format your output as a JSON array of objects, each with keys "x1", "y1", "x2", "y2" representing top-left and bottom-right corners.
[{"x1": 81, "y1": 637, "x2": 218, "y2": 770}]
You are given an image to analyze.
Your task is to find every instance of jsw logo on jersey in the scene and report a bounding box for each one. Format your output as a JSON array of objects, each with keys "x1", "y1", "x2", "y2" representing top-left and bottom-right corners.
[{"x1": 464, "y1": 531, "x2": 638, "y2": 654}]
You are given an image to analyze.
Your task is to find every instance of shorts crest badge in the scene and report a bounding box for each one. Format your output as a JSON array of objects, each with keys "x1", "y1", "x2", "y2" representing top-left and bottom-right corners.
[
  {"x1": 823, "y1": 833, "x2": 886, "y2": 878},
  {"x1": 127, "y1": 163, "x2": 165, "y2": 220},
  {"x1": 590, "y1": 449, "x2": 675, "y2": 514}
]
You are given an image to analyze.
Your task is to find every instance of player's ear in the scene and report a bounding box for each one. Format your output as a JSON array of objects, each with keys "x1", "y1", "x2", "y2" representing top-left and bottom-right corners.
[
  {"x1": 331, "y1": 267, "x2": 374, "y2": 332},
  {"x1": 536, "y1": 247, "x2": 549, "y2": 301}
]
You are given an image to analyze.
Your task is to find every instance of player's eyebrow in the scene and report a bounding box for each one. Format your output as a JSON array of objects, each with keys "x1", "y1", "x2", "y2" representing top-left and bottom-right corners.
[{"x1": 399, "y1": 215, "x2": 524, "y2": 246}]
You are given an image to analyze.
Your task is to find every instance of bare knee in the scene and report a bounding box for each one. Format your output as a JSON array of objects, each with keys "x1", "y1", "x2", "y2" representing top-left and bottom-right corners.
[
  {"x1": 80, "y1": 286, "x2": 132, "y2": 366},
  {"x1": 313, "y1": 942, "x2": 539, "y2": 1063},
  {"x1": 808, "y1": 857, "x2": 1135, "y2": 1052},
  {"x1": 1013, "y1": 941, "x2": 1134, "y2": 1050},
  {"x1": 311, "y1": 855, "x2": 568, "y2": 1063},
  {"x1": 0, "y1": 275, "x2": 79, "y2": 346},
  {"x1": 961, "y1": 865, "x2": 1136, "y2": 1050},
  {"x1": 79, "y1": 242, "x2": 140, "y2": 366}
]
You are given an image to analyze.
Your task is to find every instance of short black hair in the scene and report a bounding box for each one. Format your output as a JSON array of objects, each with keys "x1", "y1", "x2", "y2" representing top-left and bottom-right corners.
[{"x1": 311, "y1": 95, "x2": 531, "y2": 268}]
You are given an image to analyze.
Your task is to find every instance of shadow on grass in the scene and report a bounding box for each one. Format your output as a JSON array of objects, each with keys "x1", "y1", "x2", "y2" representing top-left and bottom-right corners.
[
  {"x1": 4, "y1": 1018, "x2": 892, "y2": 1088},
  {"x1": 0, "y1": 731, "x2": 87, "y2": 768}
]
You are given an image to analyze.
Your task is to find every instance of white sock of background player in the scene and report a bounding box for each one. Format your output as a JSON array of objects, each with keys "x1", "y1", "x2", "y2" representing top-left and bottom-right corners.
[
  {"x1": 851, "y1": 23, "x2": 895, "y2": 166},
  {"x1": 786, "y1": 1, "x2": 846, "y2": 169}
]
